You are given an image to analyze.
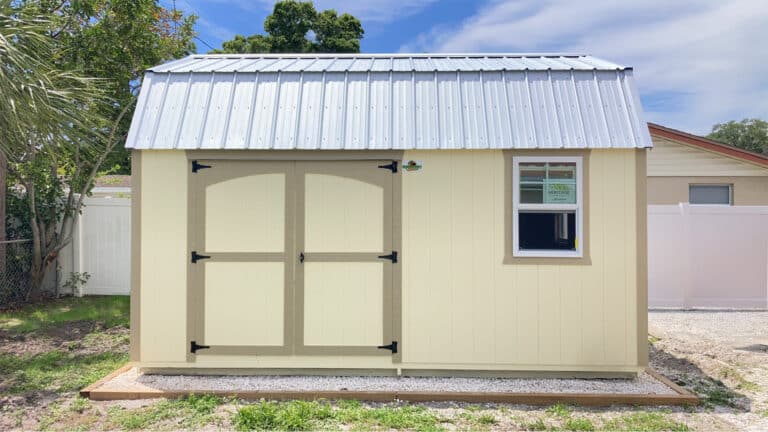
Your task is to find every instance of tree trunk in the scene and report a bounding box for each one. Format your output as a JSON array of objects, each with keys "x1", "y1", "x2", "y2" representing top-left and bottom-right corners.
[{"x1": 0, "y1": 153, "x2": 6, "y2": 273}]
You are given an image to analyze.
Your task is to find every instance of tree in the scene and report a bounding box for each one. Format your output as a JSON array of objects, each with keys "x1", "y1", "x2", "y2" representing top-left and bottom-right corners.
[
  {"x1": 213, "y1": 0, "x2": 363, "y2": 54},
  {"x1": 708, "y1": 119, "x2": 768, "y2": 155},
  {"x1": 0, "y1": 3, "x2": 127, "y2": 300},
  {"x1": 30, "y1": 0, "x2": 197, "y2": 174}
]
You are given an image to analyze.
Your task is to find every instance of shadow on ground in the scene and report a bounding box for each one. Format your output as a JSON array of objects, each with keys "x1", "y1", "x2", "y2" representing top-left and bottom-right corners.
[{"x1": 650, "y1": 342, "x2": 751, "y2": 412}]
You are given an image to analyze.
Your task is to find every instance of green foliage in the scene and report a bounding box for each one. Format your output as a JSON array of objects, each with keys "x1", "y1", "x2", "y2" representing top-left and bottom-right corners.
[
  {"x1": 524, "y1": 418, "x2": 549, "y2": 431},
  {"x1": 0, "y1": 350, "x2": 127, "y2": 394},
  {"x1": 0, "y1": 3, "x2": 106, "y2": 162},
  {"x1": 476, "y1": 412, "x2": 497, "y2": 425},
  {"x1": 234, "y1": 400, "x2": 443, "y2": 431},
  {"x1": 108, "y1": 395, "x2": 224, "y2": 430},
  {"x1": 214, "y1": 0, "x2": 363, "y2": 54},
  {"x1": 234, "y1": 400, "x2": 334, "y2": 431},
  {"x1": 32, "y1": 0, "x2": 198, "y2": 173},
  {"x1": 602, "y1": 412, "x2": 689, "y2": 432},
  {"x1": 0, "y1": 295, "x2": 129, "y2": 332},
  {"x1": 546, "y1": 402, "x2": 572, "y2": 418},
  {"x1": 708, "y1": 118, "x2": 768, "y2": 155},
  {"x1": 62, "y1": 271, "x2": 91, "y2": 293},
  {"x1": 564, "y1": 417, "x2": 595, "y2": 431}
]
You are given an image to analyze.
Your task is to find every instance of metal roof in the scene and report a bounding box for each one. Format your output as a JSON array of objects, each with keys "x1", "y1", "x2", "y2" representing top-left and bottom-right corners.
[{"x1": 126, "y1": 53, "x2": 652, "y2": 150}]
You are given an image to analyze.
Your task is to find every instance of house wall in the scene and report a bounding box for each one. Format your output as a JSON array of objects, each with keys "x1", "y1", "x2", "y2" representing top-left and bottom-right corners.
[
  {"x1": 648, "y1": 176, "x2": 768, "y2": 205},
  {"x1": 135, "y1": 149, "x2": 645, "y2": 374},
  {"x1": 647, "y1": 136, "x2": 768, "y2": 205}
]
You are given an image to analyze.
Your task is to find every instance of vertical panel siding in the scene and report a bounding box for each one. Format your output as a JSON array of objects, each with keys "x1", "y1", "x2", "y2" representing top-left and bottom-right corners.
[
  {"x1": 401, "y1": 149, "x2": 641, "y2": 370},
  {"x1": 140, "y1": 151, "x2": 188, "y2": 362}
]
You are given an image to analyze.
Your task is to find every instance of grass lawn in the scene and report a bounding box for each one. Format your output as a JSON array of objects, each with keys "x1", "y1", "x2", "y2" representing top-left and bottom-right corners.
[
  {"x1": 0, "y1": 296, "x2": 129, "y2": 333},
  {"x1": 0, "y1": 298, "x2": 758, "y2": 430}
]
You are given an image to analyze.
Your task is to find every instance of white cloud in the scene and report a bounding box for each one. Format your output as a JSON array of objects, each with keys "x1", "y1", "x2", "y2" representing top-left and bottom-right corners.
[
  {"x1": 401, "y1": 0, "x2": 768, "y2": 134},
  {"x1": 199, "y1": 0, "x2": 438, "y2": 23}
]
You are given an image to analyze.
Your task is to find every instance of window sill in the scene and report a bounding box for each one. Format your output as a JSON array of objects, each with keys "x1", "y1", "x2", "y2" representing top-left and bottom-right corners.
[{"x1": 503, "y1": 253, "x2": 591, "y2": 266}]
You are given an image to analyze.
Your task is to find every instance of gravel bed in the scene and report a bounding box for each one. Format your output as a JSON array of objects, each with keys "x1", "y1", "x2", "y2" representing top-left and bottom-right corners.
[
  {"x1": 649, "y1": 310, "x2": 768, "y2": 348},
  {"x1": 98, "y1": 368, "x2": 675, "y2": 395}
]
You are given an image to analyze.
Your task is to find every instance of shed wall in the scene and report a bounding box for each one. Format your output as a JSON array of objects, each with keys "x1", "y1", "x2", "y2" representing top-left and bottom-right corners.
[{"x1": 136, "y1": 149, "x2": 644, "y2": 373}]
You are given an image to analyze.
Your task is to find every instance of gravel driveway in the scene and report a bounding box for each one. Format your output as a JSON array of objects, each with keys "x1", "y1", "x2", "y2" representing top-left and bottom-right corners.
[{"x1": 649, "y1": 310, "x2": 768, "y2": 431}]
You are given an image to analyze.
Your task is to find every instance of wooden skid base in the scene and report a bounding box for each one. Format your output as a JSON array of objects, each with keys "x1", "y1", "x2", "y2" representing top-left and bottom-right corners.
[{"x1": 80, "y1": 365, "x2": 699, "y2": 407}]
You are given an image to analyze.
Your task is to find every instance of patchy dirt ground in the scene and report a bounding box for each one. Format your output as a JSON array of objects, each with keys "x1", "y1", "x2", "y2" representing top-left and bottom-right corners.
[
  {"x1": 648, "y1": 311, "x2": 768, "y2": 431},
  {"x1": 1, "y1": 310, "x2": 767, "y2": 431}
]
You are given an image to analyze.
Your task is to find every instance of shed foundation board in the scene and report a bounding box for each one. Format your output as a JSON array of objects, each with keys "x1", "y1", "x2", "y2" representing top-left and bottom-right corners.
[{"x1": 81, "y1": 365, "x2": 698, "y2": 406}]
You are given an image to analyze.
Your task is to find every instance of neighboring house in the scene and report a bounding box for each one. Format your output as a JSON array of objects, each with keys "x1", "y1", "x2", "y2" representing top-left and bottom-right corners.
[
  {"x1": 127, "y1": 53, "x2": 652, "y2": 376},
  {"x1": 647, "y1": 124, "x2": 768, "y2": 309},
  {"x1": 648, "y1": 123, "x2": 768, "y2": 206}
]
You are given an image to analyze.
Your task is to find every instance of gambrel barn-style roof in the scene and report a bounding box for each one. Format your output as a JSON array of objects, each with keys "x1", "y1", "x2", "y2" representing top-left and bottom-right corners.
[{"x1": 126, "y1": 53, "x2": 652, "y2": 151}]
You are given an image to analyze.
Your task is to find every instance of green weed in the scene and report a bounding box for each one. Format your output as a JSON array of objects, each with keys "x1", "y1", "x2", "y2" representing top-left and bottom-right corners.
[
  {"x1": 524, "y1": 418, "x2": 548, "y2": 431},
  {"x1": 603, "y1": 412, "x2": 689, "y2": 432},
  {"x1": 108, "y1": 395, "x2": 223, "y2": 430},
  {"x1": 546, "y1": 402, "x2": 572, "y2": 418},
  {"x1": 234, "y1": 400, "x2": 333, "y2": 431},
  {"x1": 476, "y1": 413, "x2": 497, "y2": 425},
  {"x1": 564, "y1": 417, "x2": 594, "y2": 431},
  {"x1": 234, "y1": 400, "x2": 443, "y2": 431}
]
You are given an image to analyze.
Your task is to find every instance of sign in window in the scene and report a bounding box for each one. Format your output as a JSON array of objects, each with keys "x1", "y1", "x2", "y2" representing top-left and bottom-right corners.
[{"x1": 513, "y1": 158, "x2": 583, "y2": 258}]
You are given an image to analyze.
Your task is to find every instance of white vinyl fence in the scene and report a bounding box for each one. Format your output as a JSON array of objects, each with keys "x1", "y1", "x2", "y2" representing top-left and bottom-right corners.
[
  {"x1": 59, "y1": 196, "x2": 131, "y2": 296},
  {"x1": 648, "y1": 204, "x2": 768, "y2": 309}
]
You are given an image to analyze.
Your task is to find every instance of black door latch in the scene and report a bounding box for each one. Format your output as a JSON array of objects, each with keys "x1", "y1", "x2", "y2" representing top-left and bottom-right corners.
[
  {"x1": 299, "y1": 252, "x2": 305, "y2": 263},
  {"x1": 377, "y1": 251, "x2": 398, "y2": 263},
  {"x1": 190, "y1": 341, "x2": 210, "y2": 354},
  {"x1": 377, "y1": 341, "x2": 398, "y2": 353}
]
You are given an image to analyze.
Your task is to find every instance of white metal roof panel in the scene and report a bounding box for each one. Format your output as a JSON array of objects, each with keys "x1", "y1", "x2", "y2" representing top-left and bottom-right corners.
[{"x1": 127, "y1": 53, "x2": 651, "y2": 150}]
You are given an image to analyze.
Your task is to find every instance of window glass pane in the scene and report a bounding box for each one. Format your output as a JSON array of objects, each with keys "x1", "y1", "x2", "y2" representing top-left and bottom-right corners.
[
  {"x1": 519, "y1": 211, "x2": 576, "y2": 251},
  {"x1": 689, "y1": 185, "x2": 730, "y2": 205},
  {"x1": 519, "y1": 162, "x2": 577, "y2": 204}
]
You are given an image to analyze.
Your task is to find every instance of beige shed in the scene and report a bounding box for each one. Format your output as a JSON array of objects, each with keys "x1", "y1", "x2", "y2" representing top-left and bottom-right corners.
[{"x1": 127, "y1": 53, "x2": 652, "y2": 377}]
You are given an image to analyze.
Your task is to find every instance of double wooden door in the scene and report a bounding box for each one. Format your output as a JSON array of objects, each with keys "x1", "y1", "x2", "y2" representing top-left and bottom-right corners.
[{"x1": 187, "y1": 159, "x2": 399, "y2": 358}]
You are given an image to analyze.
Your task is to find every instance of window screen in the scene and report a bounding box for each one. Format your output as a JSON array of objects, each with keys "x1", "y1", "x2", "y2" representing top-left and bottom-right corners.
[{"x1": 689, "y1": 185, "x2": 731, "y2": 205}]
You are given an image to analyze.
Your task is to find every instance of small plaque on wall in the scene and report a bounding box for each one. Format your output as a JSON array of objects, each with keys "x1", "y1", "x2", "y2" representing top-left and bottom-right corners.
[{"x1": 403, "y1": 160, "x2": 423, "y2": 172}]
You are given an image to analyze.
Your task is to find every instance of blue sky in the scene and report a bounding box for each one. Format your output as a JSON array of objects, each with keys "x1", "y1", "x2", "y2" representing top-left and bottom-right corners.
[{"x1": 166, "y1": 0, "x2": 768, "y2": 135}]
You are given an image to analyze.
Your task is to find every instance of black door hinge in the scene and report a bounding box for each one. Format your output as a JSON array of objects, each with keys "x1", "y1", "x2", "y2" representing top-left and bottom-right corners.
[
  {"x1": 377, "y1": 161, "x2": 398, "y2": 173},
  {"x1": 191, "y1": 251, "x2": 211, "y2": 263},
  {"x1": 192, "y1": 160, "x2": 212, "y2": 173},
  {"x1": 190, "y1": 341, "x2": 210, "y2": 354},
  {"x1": 299, "y1": 252, "x2": 305, "y2": 264},
  {"x1": 377, "y1": 341, "x2": 398, "y2": 354},
  {"x1": 377, "y1": 251, "x2": 398, "y2": 263}
]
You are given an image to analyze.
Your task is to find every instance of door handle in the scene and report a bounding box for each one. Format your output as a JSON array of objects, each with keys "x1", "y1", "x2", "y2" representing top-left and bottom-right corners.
[{"x1": 299, "y1": 252, "x2": 305, "y2": 264}]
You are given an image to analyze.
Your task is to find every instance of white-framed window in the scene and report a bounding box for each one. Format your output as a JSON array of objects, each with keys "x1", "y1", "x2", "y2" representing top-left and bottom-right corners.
[
  {"x1": 512, "y1": 156, "x2": 583, "y2": 258},
  {"x1": 689, "y1": 184, "x2": 732, "y2": 205}
]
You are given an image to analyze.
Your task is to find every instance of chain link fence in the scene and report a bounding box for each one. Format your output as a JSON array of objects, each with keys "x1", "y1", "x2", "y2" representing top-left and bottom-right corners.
[{"x1": 0, "y1": 239, "x2": 32, "y2": 305}]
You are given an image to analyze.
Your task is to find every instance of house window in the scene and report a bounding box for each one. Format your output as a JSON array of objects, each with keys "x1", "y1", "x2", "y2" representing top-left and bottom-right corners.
[
  {"x1": 689, "y1": 184, "x2": 732, "y2": 205},
  {"x1": 512, "y1": 157, "x2": 583, "y2": 258}
]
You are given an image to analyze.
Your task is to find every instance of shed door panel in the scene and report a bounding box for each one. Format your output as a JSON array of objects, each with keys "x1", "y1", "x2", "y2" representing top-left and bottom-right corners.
[
  {"x1": 190, "y1": 160, "x2": 292, "y2": 355},
  {"x1": 304, "y1": 173, "x2": 384, "y2": 253},
  {"x1": 205, "y1": 173, "x2": 285, "y2": 253},
  {"x1": 304, "y1": 262, "x2": 384, "y2": 346},
  {"x1": 297, "y1": 161, "x2": 394, "y2": 355},
  {"x1": 204, "y1": 262, "x2": 284, "y2": 346}
]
